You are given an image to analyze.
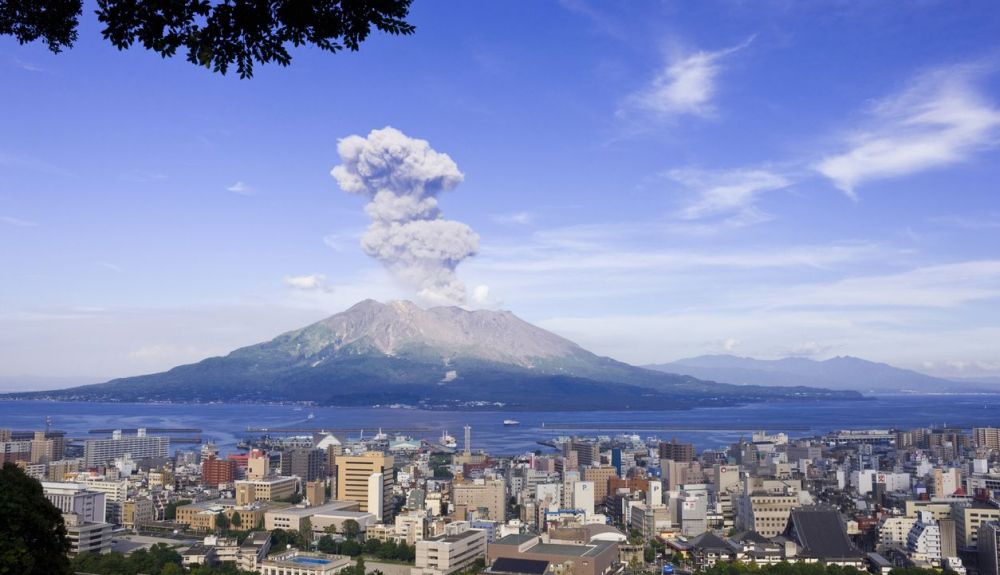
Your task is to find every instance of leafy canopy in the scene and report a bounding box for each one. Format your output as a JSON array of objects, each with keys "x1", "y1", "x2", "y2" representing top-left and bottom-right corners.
[{"x1": 0, "y1": 0, "x2": 415, "y2": 78}]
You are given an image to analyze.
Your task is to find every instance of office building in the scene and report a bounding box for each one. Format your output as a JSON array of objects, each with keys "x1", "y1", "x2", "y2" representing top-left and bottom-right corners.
[
  {"x1": 488, "y1": 533, "x2": 619, "y2": 575},
  {"x1": 975, "y1": 428, "x2": 1000, "y2": 451},
  {"x1": 42, "y1": 482, "x2": 107, "y2": 524},
  {"x1": 335, "y1": 452, "x2": 394, "y2": 519},
  {"x1": 63, "y1": 512, "x2": 113, "y2": 556}
]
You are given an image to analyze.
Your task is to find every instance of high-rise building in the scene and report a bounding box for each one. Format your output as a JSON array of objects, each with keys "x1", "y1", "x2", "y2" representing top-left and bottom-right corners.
[
  {"x1": 84, "y1": 429, "x2": 168, "y2": 468},
  {"x1": 659, "y1": 438, "x2": 695, "y2": 463},
  {"x1": 981, "y1": 522, "x2": 1000, "y2": 575},
  {"x1": 975, "y1": 428, "x2": 1000, "y2": 451},
  {"x1": 281, "y1": 448, "x2": 326, "y2": 482},
  {"x1": 335, "y1": 452, "x2": 394, "y2": 519},
  {"x1": 582, "y1": 466, "x2": 617, "y2": 507},
  {"x1": 203, "y1": 455, "x2": 238, "y2": 487}
]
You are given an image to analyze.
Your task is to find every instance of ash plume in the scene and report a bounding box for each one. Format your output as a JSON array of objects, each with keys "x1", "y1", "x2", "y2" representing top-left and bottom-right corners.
[{"x1": 332, "y1": 127, "x2": 480, "y2": 305}]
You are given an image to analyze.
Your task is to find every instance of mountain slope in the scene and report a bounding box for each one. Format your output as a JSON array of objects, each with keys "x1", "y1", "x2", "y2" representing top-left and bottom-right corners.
[
  {"x1": 10, "y1": 301, "x2": 860, "y2": 409},
  {"x1": 646, "y1": 354, "x2": 993, "y2": 393}
]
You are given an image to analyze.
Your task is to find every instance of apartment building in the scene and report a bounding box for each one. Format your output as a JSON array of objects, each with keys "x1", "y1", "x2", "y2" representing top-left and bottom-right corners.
[
  {"x1": 335, "y1": 452, "x2": 394, "y2": 519},
  {"x1": 412, "y1": 528, "x2": 487, "y2": 575}
]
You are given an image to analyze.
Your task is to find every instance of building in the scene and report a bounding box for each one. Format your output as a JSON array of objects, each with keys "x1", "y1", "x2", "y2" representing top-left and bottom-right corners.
[
  {"x1": 261, "y1": 551, "x2": 352, "y2": 575},
  {"x1": 203, "y1": 456, "x2": 238, "y2": 487},
  {"x1": 980, "y1": 522, "x2": 1000, "y2": 575},
  {"x1": 784, "y1": 507, "x2": 864, "y2": 567},
  {"x1": 122, "y1": 498, "x2": 155, "y2": 529},
  {"x1": 306, "y1": 480, "x2": 327, "y2": 507},
  {"x1": 659, "y1": 439, "x2": 696, "y2": 463},
  {"x1": 42, "y1": 481, "x2": 106, "y2": 523},
  {"x1": 488, "y1": 533, "x2": 619, "y2": 575},
  {"x1": 413, "y1": 528, "x2": 487, "y2": 575},
  {"x1": 582, "y1": 466, "x2": 617, "y2": 508},
  {"x1": 453, "y1": 479, "x2": 506, "y2": 522},
  {"x1": 84, "y1": 429, "x2": 168, "y2": 468},
  {"x1": 282, "y1": 448, "x2": 327, "y2": 482},
  {"x1": 952, "y1": 501, "x2": 1000, "y2": 549},
  {"x1": 235, "y1": 475, "x2": 297, "y2": 505},
  {"x1": 264, "y1": 500, "x2": 363, "y2": 532},
  {"x1": 238, "y1": 531, "x2": 274, "y2": 573},
  {"x1": 63, "y1": 512, "x2": 113, "y2": 556},
  {"x1": 974, "y1": 428, "x2": 1000, "y2": 451},
  {"x1": 335, "y1": 452, "x2": 394, "y2": 519},
  {"x1": 907, "y1": 512, "x2": 943, "y2": 566}
]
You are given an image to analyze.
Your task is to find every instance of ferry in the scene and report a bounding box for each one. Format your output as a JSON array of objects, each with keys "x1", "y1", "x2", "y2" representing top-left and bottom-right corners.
[
  {"x1": 440, "y1": 431, "x2": 458, "y2": 448},
  {"x1": 503, "y1": 419, "x2": 520, "y2": 426}
]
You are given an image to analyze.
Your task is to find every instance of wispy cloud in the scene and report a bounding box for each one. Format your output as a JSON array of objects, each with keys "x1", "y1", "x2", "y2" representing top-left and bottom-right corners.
[
  {"x1": 816, "y1": 65, "x2": 1000, "y2": 198},
  {"x1": 492, "y1": 211, "x2": 535, "y2": 225},
  {"x1": 0, "y1": 216, "x2": 38, "y2": 227},
  {"x1": 620, "y1": 36, "x2": 755, "y2": 121},
  {"x1": 12, "y1": 58, "x2": 44, "y2": 72},
  {"x1": 97, "y1": 261, "x2": 124, "y2": 273},
  {"x1": 226, "y1": 181, "x2": 255, "y2": 196},
  {"x1": 667, "y1": 167, "x2": 790, "y2": 222},
  {"x1": 283, "y1": 274, "x2": 333, "y2": 292}
]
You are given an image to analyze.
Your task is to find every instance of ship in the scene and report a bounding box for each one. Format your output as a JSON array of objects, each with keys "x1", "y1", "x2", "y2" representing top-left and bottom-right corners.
[
  {"x1": 440, "y1": 430, "x2": 458, "y2": 448},
  {"x1": 503, "y1": 419, "x2": 520, "y2": 426}
]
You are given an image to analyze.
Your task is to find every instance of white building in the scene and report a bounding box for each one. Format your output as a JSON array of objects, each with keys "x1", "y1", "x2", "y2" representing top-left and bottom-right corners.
[
  {"x1": 907, "y1": 512, "x2": 942, "y2": 566},
  {"x1": 83, "y1": 429, "x2": 168, "y2": 467},
  {"x1": 412, "y1": 529, "x2": 487, "y2": 575},
  {"x1": 42, "y1": 482, "x2": 106, "y2": 524}
]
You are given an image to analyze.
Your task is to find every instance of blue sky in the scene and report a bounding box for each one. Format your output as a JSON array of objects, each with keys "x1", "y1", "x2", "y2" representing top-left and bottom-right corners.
[{"x1": 2, "y1": 1, "x2": 1000, "y2": 386}]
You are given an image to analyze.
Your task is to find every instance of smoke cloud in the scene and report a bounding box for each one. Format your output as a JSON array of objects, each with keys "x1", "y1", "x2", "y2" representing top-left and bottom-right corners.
[{"x1": 332, "y1": 127, "x2": 480, "y2": 305}]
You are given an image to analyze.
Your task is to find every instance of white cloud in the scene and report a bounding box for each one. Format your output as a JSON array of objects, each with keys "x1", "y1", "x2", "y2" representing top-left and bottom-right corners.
[
  {"x1": 723, "y1": 338, "x2": 740, "y2": 352},
  {"x1": 667, "y1": 167, "x2": 791, "y2": 221},
  {"x1": 0, "y1": 216, "x2": 38, "y2": 227},
  {"x1": 492, "y1": 212, "x2": 535, "y2": 225},
  {"x1": 284, "y1": 274, "x2": 333, "y2": 292},
  {"x1": 621, "y1": 36, "x2": 754, "y2": 120},
  {"x1": 816, "y1": 65, "x2": 1000, "y2": 198},
  {"x1": 226, "y1": 181, "x2": 255, "y2": 195}
]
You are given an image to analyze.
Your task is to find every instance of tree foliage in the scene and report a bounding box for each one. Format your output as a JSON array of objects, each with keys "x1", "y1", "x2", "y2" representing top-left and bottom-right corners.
[
  {"x1": 0, "y1": 0, "x2": 415, "y2": 77},
  {"x1": 701, "y1": 561, "x2": 869, "y2": 575},
  {"x1": 70, "y1": 543, "x2": 188, "y2": 575},
  {"x1": 0, "y1": 462, "x2": 71, "y2": 575}
]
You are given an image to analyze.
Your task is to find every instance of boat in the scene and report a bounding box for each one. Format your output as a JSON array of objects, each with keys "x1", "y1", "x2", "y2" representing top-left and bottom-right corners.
[
  {"x1": 306, "y1": 412, "x2": 315, "y2": 420},
  {"x1": 503, "y1": 419, "x2": 520, "y2": 426},
  {"x1": 440, "y1": 430, "x2": 458, "y2": 448}
]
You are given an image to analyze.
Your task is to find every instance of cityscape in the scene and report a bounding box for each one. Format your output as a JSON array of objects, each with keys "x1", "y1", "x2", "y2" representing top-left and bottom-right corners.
[{"x1": 2, "y1": 1, "x2": 1000, "y2": 575}]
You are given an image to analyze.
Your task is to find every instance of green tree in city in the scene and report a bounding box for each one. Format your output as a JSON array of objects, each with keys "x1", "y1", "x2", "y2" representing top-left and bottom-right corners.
[
  {"x1": 0, "y1": 462, "x2": 71, "y2": 575},
  {"x1": 216, "y1": 512, "x2": 230, "y2": 531},
  {"x1": 342, "y1": 518, "x2": 361, "y2": 540},
  {"x1": 300, "y1": 516, "x2": 313, "y2": 548},
  {"x1": 230, "y1": 511, "x2": 242, "y2": 528},
  {"x1": 164, "y1": 499, "x2": 191, "y2": 520}
]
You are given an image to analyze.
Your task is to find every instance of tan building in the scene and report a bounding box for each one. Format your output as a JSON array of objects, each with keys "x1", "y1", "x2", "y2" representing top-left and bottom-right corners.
[
  {"x1": 235, "y1": 476, "x2": 297, "y2": 505},
  {"x1": 306, "y1": 480, "x2": 327, "y2": 507},
  {"x1": 736, "y1": 479, "x2": 802, "y2": 538},
  {"x1": 413, "y1": 528, "x2": 487, "y2": 575},
  {"x1": 453, "y1": 479, "x2": 505, "y2": 522},
  {"x1": 952, "y1": 502, "x2": 1000, "y2": 549},
  {"x1": 583, "y1": 466, "x2": 618, "y2": 506},
  {"x1": 122, "y1": 498, "x2": 155, "y2": 529},
  {"x1": 176, "y1": 499, "x2": 273, "y2": 532},
  {"x1": 335, "y1": 452, "x2": 394, "y2": 519},
  {"x1": 975, "y1": 428, "x2": 1000, "y2": 451}
]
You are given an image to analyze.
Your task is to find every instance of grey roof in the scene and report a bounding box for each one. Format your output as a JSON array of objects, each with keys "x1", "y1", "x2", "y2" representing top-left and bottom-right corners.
[
  {"x1": 686, "y1": 531, "x2": 735, "y2": 553},
  {"x1": 787, "y1": 507, "x2": 862, "y2": 559},
  {"x1": 495, "y1": 533, "x2": 538, "y2": 546}
]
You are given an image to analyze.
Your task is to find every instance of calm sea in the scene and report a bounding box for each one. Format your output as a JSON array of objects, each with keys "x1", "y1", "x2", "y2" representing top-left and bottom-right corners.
[{"x1": 1, "y1": 395, "x2": 998, "y2": 456}]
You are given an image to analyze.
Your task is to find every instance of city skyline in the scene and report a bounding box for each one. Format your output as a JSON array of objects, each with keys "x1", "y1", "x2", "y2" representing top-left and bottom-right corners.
[{"x1": 3, "y1": 1, "x2": 1000, "y2": 383}]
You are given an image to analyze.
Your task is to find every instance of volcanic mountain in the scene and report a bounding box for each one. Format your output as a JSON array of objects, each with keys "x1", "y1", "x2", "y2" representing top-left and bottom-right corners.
[{"x1": 17, "y1": 300, "x2": 860, "y2": 409}]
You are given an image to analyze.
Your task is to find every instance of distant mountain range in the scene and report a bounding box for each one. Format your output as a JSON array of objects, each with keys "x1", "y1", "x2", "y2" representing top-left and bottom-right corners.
[
  {"x1": 646, "y1": 354, "x2": 999, "y2": 394},
  {"x1": 3, "y1": 299, "x2": 859, "y2": 410}
]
